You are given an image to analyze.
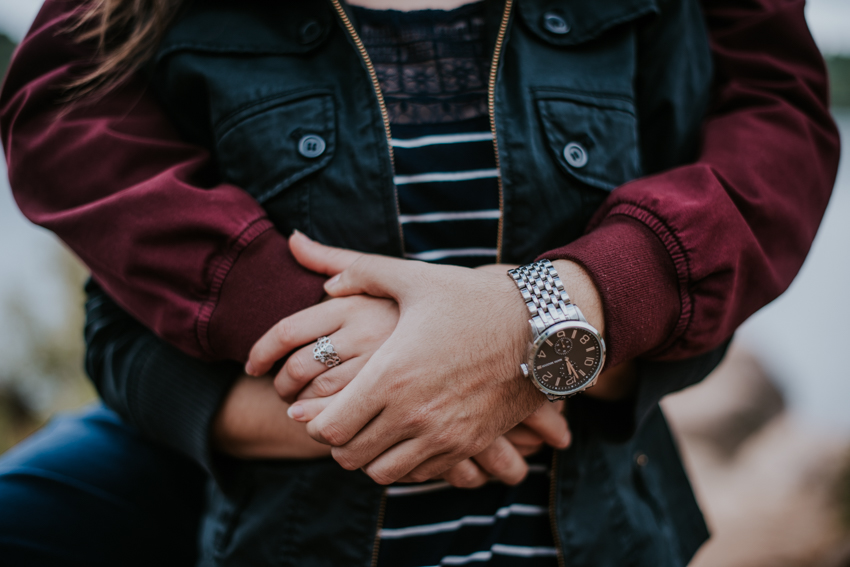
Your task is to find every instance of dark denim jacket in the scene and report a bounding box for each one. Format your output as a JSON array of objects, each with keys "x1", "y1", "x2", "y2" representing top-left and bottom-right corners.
[{"x1": 148, "y1": 0, "x2": 722, "y2": 565}]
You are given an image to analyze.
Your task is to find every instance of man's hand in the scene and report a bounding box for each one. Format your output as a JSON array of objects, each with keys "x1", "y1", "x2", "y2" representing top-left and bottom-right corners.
[
  {"x1": 431, "y1": 401, "x2": 570, "y2": 488},
  {"x1": 251, "y1": 232, "x2": 547, "y2": 485}
]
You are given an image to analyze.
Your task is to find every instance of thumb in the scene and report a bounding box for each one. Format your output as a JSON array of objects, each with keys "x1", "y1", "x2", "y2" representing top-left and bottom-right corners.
[
  {"x1": 323, "y1": 253, "x2": 413, "y2": 300},
  {"x1": 289, "y1": 231, "x2": 364, "y2": 276}
]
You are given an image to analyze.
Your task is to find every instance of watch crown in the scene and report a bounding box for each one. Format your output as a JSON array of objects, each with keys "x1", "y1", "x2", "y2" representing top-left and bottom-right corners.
[{"x1": 520, "y1": 363, "x2": 530, "y2": 378}]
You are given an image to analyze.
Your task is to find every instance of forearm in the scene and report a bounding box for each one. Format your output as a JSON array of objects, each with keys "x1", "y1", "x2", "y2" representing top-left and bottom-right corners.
[
  {"x1": 1, "y1": 0, "x2": 326, "y2": 362},
  {"x1": 543, "y1": 0, "x2": 838, "y2": 368},
  {"x1": 84, "y1": 281, "x2": 329, "y2": 476},
  {"x1": 213, "y1": 375, "x2": 329, "y2": 459}
]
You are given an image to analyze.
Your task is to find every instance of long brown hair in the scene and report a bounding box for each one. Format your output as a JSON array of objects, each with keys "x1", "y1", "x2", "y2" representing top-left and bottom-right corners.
[{"x1": 68, "y1": 0, "x2": 186, "y2": 99}]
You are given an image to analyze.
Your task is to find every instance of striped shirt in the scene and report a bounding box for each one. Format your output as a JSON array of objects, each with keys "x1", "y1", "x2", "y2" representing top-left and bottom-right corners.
[
  {"x1": 353, "y1": 4, "x2": 560, "y2": 567},
  {"x1": 377, "y1": 449, "x2": 558, "y2": 567},
  {"x1": 393, "y1": 119, "x2": 499, "y2": 266}
]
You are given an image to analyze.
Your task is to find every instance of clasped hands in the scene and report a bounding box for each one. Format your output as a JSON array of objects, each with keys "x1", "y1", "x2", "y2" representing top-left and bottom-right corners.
[{"x1": 245, "y1": 231, "x2": 571, "y2": 487}]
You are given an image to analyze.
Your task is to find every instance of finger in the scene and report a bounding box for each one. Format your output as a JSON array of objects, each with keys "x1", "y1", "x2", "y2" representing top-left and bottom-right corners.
[
  {"x1": 304, "y1": 361, "x2": 388, "y2": 448},
  {"x1": 297, "y1": 356, "x2": 367, "y2": 400},
  {"x1": 323, "y1": 253, "x2": 419, "y2": 300},
  {"x1": 247, "y1": 300, "x2": 344, "y2": 376},
  {"x1": 439, "y1": 459, "x2": 489, "y2": 489},
  {"x1": 359, "y1": 438, "x2": 441, "y2": 485},
  {"x1": 515, "y1": 444, "x2": 544, "y2": 457},
  {"x1": 502, "y1": 423, "x2": 545, "y2": 447},
  {"x1": 319, "y1": 400, "x2": 409, "y2": 469},
  {"x1": 470, "y1": 436, "x2": 528, "y2": 486},
  {"x1": 394, "y1": 451, "x2": 468, "y2": 484},
  {"x1": 274, "y1": 326, "x2": 364, "y2": 402},
  {"x1": 273, "y1": 341, "x2": 332, "y2": 403},
  {"x1": 288, "y1": 231, "x2": 365, "y2": 276},
  {"x1": 287, "y1": 394, "x2": 335, "y2": 423},
  {"x1": 522, "y1": 401, "x2": 571, "y2": 449}
]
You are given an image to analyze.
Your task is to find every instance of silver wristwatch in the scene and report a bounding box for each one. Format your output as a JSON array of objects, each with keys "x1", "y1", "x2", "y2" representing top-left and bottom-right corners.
[{"x1": 508, "y1": 260, "x2": 606, "y2": 401}]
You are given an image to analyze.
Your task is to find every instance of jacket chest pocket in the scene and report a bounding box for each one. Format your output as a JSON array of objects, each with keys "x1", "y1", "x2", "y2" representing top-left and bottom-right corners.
[
  {"x1": 213, "y1": 89, "x2": 336, "y2": 204},
  {"x1": 534, "y1": 90, "x2": 641, "y2": 191}
]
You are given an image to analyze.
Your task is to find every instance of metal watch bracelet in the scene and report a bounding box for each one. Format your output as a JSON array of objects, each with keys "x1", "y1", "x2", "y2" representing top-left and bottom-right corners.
[{"x1": 508, "y1": 259, "x2": 581, "y2": 335}]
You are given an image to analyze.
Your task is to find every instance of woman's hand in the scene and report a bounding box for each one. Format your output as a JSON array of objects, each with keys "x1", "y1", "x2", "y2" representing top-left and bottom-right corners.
[
  {"x1": 212, "y1": 374, "x2": 331, "y2": 459},
  {"x1": 249, "y1": 232, "x2": 554, "y2": 485},
  {"x1": 247, "y1": 294, "x2": 399, "y2": 404}
]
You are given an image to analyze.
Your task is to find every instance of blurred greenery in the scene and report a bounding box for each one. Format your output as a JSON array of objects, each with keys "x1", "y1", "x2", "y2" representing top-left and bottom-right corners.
[
  {"x1": 0, "y1": 34, "x2": 14, "y2": 82},
  {"x1": 827, "y1": 57, "x2": 850, "y2": 108},
  {"x1": 0, "y1": 251, "x2": 95, "y2": 454}
]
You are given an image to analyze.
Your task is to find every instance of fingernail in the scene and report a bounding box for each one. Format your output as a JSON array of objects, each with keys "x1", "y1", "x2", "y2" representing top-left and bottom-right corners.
[
  {"x1": 292, "y1": 229, "x2": 312, "y2": 241},
  {"x1": 245, "y1": 361, "x2": 257, "y2": 376},
  {"x1": 287, "y1": 404, "x2": 305, "y2": 420},
  {"x1": 325, "y1": 274, "x2": 341, "y2": 288}
]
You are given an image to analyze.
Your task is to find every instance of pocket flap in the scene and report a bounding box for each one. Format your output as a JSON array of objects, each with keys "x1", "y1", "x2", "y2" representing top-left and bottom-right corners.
[
  {"x1": 215, "y1": 90, "x2": 336, "y2": 203},
  {"x1": 517, "y1": 0, "x2": 658, "y2": 47},
  {"x1": 157, "y1": 0, "x2": 333, "y2": 59},
  {"x1": 535, "y1": 90, "x2": 641, "y2": 191}
]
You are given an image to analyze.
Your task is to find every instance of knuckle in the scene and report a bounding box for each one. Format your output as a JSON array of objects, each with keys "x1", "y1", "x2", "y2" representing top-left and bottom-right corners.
[
  {"x1": 272, "y1": 319, "x2": 296, "y2": 349},
  {"x1": 457, "y1": 467, "x2": 483, "y2": 488},
  {"x1": 331, "y1": 449, "x2": 359, "y2": 471},
  {"x1": 311, "y1": 377, "x2": 335, "y2": 397},
  {"x1": 284, "y1": 355, "x2": 310, "y2": 382},
  {"x1": 407, "y1": 469, "x2": 431, "y2": 484},
  {"x1": 366, "y1": 466, "x2": 398, "y2": 486},
  {"x1": 488, "y1": 445, "x2": 516, "y2": 474},
  {"x1": 431, "y1": 429, "x2": 457, "y2": 450},
  {"x1": 466, "y1": 437, "x2": 490, "y2": 457},
  {"x1": 316, "y1": 421, "x2": 349, "y2": 447}
]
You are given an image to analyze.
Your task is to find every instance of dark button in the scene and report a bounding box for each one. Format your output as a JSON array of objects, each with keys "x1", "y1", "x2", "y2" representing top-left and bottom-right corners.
[
  {"x1": 298, "y1": 134, "x2": 326, "y2": 158},
  {"x1": 542, "y1": 11, "x2": 570, "y2": 35},
  {"x1": 563, "y1": 142, "x2": 588, "y2": 168},
  {"x1": 299, "y1": 19, "x2": 323, "y2": 44}
]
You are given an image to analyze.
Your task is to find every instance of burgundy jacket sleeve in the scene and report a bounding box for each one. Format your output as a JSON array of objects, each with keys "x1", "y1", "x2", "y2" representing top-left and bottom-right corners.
[
  {"x1": 544, "y1": 0, "x2": 841, "y2": 367},
  {"x1": 0, "y1": 0, "x2": 326, "y2": 362}
]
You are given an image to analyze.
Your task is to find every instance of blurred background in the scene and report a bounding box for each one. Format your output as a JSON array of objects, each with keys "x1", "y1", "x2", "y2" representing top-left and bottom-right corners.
[{"x1": 0, "y1": 0, "x2": 849, "y2": 565}]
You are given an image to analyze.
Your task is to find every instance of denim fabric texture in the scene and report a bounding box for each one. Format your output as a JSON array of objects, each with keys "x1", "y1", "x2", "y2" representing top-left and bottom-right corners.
[{"x1": 0, "y1": 405, "x2": 205, "y2": 567}]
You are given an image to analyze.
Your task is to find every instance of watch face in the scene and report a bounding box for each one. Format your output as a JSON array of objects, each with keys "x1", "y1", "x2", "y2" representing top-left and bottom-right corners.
[{"x1": 531, "y1": 323, "x2": 604, "y2": 394}]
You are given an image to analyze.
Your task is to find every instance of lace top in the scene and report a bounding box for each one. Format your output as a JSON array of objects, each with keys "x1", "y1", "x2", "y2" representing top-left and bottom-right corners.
[{"x1": 354, "y1": 3, "x2": 490, "y2": 124}]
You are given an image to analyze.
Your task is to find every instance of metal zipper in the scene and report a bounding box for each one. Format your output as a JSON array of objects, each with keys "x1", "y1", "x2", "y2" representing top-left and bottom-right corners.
[
  {"x1": 329, "y1": 0, "x2": 406, "y2": 252},
  {"x1": 370, "y1": 488, "x2": 388, "y2": 567},
  {"x1": 488, "y1": 0, "x2": 513, "y2": 263},
  {"x1": 549, "y1": 449, "x2": 567, "y2": 567}
]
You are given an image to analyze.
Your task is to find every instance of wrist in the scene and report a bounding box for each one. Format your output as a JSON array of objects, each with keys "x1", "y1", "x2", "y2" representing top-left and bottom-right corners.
[
  {"x1": 549, "y1": 259, "x2": 605, "y2": 338},
  {"x1": 506, "y1": 259, "x2": 607, "y2": 401}
]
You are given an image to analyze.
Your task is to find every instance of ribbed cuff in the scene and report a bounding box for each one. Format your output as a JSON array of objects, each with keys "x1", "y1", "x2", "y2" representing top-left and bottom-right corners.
[
  {"x1": 205, "y1": 229, "x2": 328, "y2": 362},
  {"x1": 538, "y1": 215, "x2": 680, "y2": 367},
  {"x1": 128, "y1": 338, "x2": 240, "y2": 479}
]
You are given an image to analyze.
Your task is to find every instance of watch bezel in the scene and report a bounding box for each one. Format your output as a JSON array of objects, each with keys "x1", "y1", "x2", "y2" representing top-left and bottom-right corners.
[{"x1": 527, "y1": 320, "x2": 607, "y2": 397}]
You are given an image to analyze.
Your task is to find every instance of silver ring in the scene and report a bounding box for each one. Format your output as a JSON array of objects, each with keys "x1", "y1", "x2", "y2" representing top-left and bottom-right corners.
[{"x1": 313, "y1": 336, "x2": 341, "y2": 368}]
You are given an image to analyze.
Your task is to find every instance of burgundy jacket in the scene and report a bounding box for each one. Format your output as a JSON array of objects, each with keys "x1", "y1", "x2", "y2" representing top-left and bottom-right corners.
[{"x1": 0, "y1": 0, "x2": 840, "y2": 366}]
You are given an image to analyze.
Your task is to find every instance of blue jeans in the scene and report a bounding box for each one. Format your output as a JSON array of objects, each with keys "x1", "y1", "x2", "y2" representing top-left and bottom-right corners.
[{"x1": 0, "y1": 404, "x2": 205, "y2": 567}]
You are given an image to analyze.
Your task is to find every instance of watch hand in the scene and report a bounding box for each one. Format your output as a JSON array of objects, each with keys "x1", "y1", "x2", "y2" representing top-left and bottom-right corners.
[{"x1": 567, "y1": 360, "x2": 578, "y2": 378}]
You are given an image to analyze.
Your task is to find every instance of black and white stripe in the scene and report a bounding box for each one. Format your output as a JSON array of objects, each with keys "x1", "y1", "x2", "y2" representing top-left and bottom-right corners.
[
  {"x1": 377, "y1": 449, "x2": 558, "y2": 567},
  {"x1": 392, "y1": 119, "x2": 500, "y2": 267}
]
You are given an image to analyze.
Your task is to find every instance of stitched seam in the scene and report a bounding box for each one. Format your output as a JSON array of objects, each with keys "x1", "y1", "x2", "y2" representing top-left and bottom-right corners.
[
  {"x1": 214, "y1": 88, "x2": 333, "y2": 136},
  {"x1": 531, "y1": 87, "x2": 636, "y2": 109},
  {"x1": 195, "y1": 218, "x2": 276, "y2": 357}
]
